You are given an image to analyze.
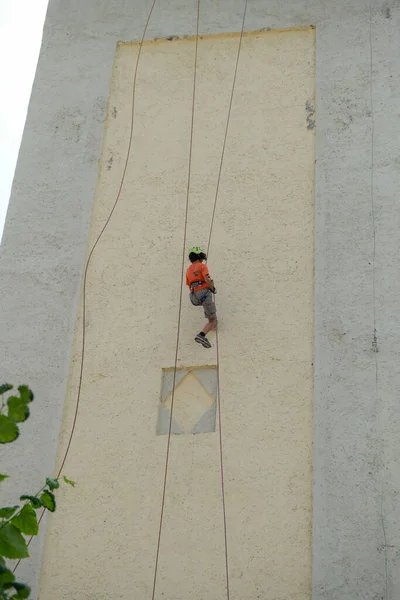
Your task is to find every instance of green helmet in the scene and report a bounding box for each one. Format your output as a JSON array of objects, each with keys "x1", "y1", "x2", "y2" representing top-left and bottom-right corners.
[{"x1": 188, "y1": 246, "x2": 205, "y2": 256}]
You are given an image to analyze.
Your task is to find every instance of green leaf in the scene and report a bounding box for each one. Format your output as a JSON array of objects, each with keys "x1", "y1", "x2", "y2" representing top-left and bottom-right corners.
[
  {"x1": 0, "y1": 506, "x2": 19, "y2": 519},
  {"x1": 63, "y1": 476, "x2": 75, "y2": 487},
  {"x1": 0, "y1": 562, "x2": 15, "y2": 584},
  {"x1": 0, "y1": 415, "x2": 19, "y2": 444},
  {"x1": 17, "y1": 386, "x2": 33, "y2": 403},
  {"x1": 7, "y1": 397, "x2": 29, "y2": 424},
  {"x1": 0, "y1": 524, "x2": 29, "y2": 559},
  {"x1": 0, "y1": 562, "x2": 15, "y2": 585},
  {"x1": 45, "y1": 478, "x2": 59, "y2": 491},
  {"x1": 0, "y1": 384, "x2": 13, "y2": 395},
  {"x1": 19, "y1": 496, "x2": 42, "y2": 509},
  {"x1": 39, "y1": 491, "x2": 56, "y2": 512},
  {"x1": 11, "y1": 505, "x2": 38, "y2": 536},
  {"x1": 8, "y1": 582, "x2": 30, "y2": 599},
  {"x1": 0, "y1": 475, "x2": 9, "y2": 482}
]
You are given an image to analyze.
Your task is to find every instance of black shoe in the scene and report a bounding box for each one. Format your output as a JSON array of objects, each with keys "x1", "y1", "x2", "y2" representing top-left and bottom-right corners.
[{"x1": 195, "y1": 333, "x2": 211, "y2": 348}]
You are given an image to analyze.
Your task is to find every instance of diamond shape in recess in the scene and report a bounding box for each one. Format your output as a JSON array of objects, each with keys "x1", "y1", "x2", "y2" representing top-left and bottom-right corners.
[{"x1": 157, "y1": 368, "x2": 217, "y2": 435}]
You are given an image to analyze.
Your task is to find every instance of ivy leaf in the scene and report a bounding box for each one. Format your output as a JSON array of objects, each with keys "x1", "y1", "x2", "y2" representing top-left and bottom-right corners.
[
  {"x1": 0, "y1": 384, "x2": 13, "y2": 395},
  {"x1": 19, "y1": 495, "x2": 42, "y2": 509},
  {"x1": 8, "y1": 582, "x2": 30, "y2": 599},
  {"x1": 0, "y1": 506, "x2": 19, "y2": 519},
  {"x1": 0, "y1": 563, "x2": 15, "y2": 585},
  {"x1": 7, "y1": 397, "x2": 29, "y2": 424},
  {"x1": 0, "y1": 415, "x2": 19, "y2": 444},
  {"x1": 45, "y1": 477, "x2": 59, "y2": 491},
  {"x1": 63, "y1": 476, "x2": 75, "y2": 487},
  {"x1": 0, "y1": 524, "x2": 29, "y2": 559},
  {"x1": 11, "y1": 504, "x2": 38, "y2": 536},
  {"x1": 39, "y1": 490, "x2": 56, "y2": 512},
  {"x1": 18, "y1": 386, "x2": 33, "y2": 403},
  {"x1": 0, "y1": 475, "x2": 9, "y2": 482}
]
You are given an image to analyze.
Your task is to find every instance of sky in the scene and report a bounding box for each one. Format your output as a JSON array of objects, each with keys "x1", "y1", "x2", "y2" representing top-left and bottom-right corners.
[{"x1": 0, "y1": 0, "x2": 49, "y2": 238}]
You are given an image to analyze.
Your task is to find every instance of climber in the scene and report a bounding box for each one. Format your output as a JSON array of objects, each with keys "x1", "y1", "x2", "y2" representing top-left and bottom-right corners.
[{"x1": 186, "y1": 246, "x2": 217, "y2": 349}]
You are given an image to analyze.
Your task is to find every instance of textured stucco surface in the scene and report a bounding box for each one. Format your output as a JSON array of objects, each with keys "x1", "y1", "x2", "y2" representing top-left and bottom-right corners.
[
  {"x1": 37, "y1": 31, "x2": 315, "y2": 599},
  {"x1": 1, "y1": 0, "x2": 399, "y2": 599}
]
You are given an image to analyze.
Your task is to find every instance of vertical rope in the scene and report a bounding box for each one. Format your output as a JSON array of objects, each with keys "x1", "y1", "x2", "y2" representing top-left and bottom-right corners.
[
  {"x1": 206, "y1": 0, "x2": 248, "y2": 258},
  {"x1": 214, "y1": 320, "x2": 230, "y2": 598},
  {"x1": 206, "y1": 3, "x2": 248, "y2": 598},
  {"x1": 12, "y1": 0, "x2": 159, "y2": 575},
  {"x1": 57, "y1": 0, "x2": 159, "y2": 479},
  {"x1": 151, "y1": 2, "x2": 201, "y2": 598}
]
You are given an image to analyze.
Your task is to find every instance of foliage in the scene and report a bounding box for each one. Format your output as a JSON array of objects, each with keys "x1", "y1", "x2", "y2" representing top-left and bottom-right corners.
[
  {"x1": 0, "y1": 384, "x2": 74, "y2": 599},
  {"x1": 0, "y1": 385, "x2": 32, "y2": 445}
]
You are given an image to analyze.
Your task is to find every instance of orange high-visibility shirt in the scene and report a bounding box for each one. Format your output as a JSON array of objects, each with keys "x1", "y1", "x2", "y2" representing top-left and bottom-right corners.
[{"x1": 186, "y1": 262, "x2": 209, "y2": 291}]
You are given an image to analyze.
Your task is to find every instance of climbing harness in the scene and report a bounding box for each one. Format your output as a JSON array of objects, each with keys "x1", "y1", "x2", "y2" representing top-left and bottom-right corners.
[
  {"x1": 189, "y1": 280, "x2": 205, "y2": 291},
  {"x1": 190, "y1": 291, "x2": 209, "y2": 305},
  {"x1": 189, "y1": 278, "x2": 217, "y2": 305},
  {"x1": 190, "y1": 288, "x2": 211, "y2": 306}
]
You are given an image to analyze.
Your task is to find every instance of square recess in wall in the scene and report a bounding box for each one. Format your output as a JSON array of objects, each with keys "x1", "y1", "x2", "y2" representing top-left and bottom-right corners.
[{"x1": 157, "y1": 367, "x2": 217, "y2": 435}]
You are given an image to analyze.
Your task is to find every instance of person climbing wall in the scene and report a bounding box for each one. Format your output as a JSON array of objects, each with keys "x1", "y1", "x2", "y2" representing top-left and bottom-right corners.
[{"x1": 186, "y1": 246, "x2": 217, "y2": 348}]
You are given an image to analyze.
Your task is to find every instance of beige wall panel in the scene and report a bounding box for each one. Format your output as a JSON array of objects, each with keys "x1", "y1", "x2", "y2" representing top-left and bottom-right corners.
[{"x1": 39, "y1": 27, "x2": 315, "y2": 600}]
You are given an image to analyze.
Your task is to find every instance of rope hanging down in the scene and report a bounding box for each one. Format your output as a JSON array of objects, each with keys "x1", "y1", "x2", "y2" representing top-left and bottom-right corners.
[
  {"x1": 56, "y1": 0, "x2": 159, "y2": 480},
  {"x1": 205, "y1": 3, "x2": 248, "y2": 599},
  {"x1": 153, "y1": 1, "x2": 248, "y2": 599},
  {"x1": 151, "y1": 0, "x2": 201, "y2": 597},
  {"x1": 13, "y1": 0, "x2": 159, "y2": 573}
]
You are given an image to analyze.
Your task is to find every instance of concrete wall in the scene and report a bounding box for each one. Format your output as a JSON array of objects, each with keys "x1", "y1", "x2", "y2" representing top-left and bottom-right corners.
[
  {"x1": 1, "y1": 0, "x2": 399, "y2": 599},
  {"x1": 37, "y1": 30, "x2": 315, "y2": 599}
]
